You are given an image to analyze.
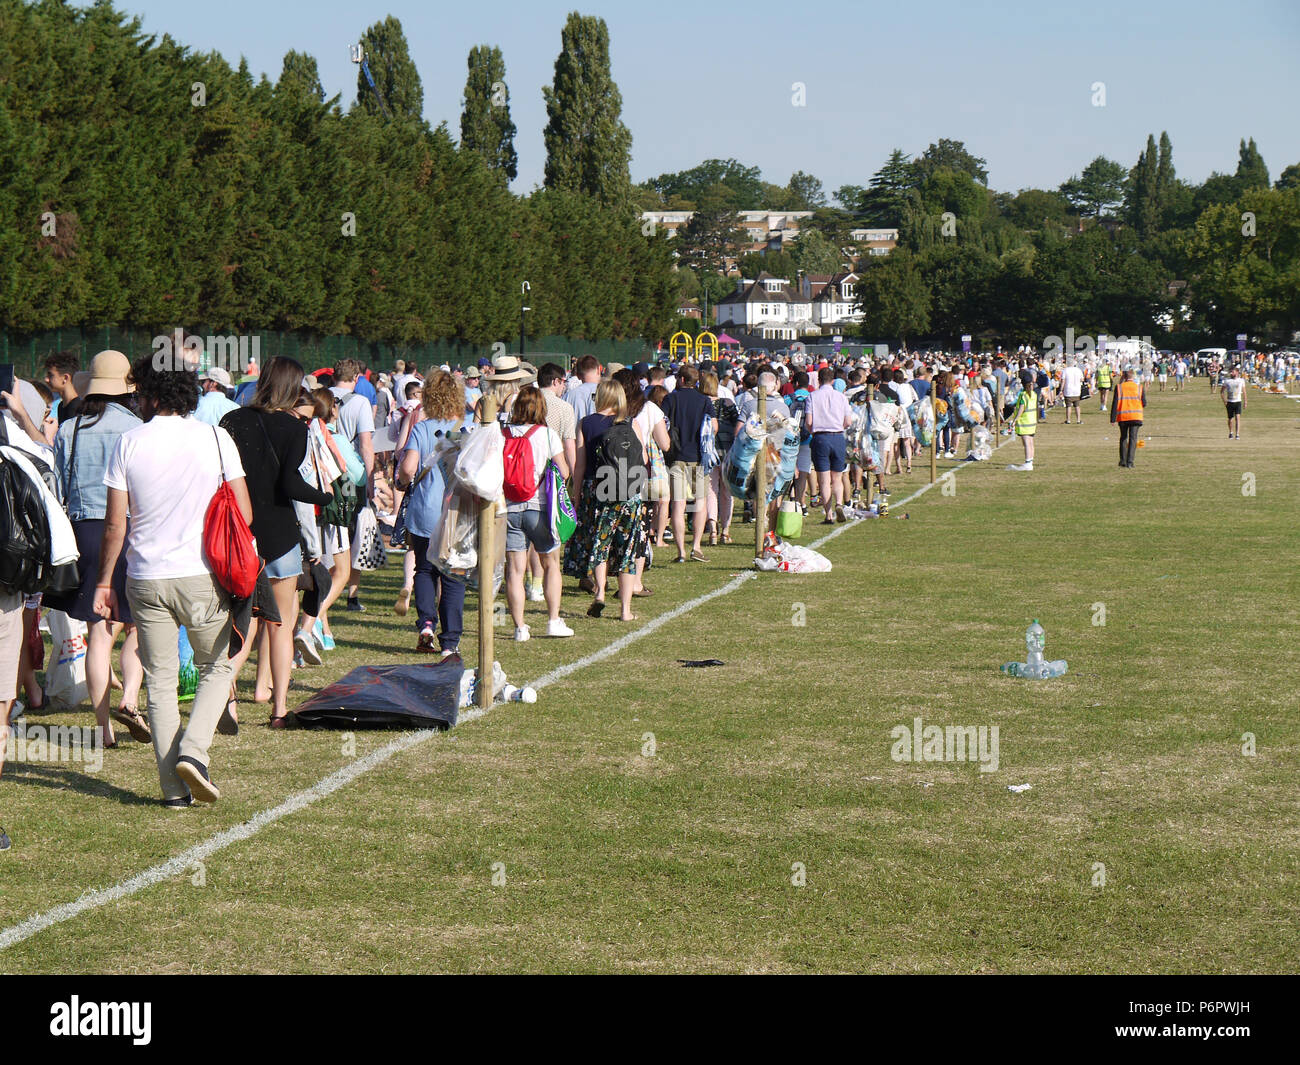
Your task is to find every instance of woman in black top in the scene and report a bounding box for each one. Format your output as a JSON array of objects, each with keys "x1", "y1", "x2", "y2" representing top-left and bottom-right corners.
[{"x1": 220, "y1": 357, "x2": 332, "y2": 728}]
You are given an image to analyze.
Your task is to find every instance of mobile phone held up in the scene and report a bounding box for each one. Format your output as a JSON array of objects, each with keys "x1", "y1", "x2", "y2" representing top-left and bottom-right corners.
[{"x1": 0, "y1": 363, "x2": 14, "y2": 405}]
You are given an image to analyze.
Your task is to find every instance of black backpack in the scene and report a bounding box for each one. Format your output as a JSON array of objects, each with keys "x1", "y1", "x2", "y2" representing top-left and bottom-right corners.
[
  {"x1": 714, "y1": 397, "x2": 739, "y2": 454},
  {"x1": 0, "y1": 420, "x2": 81, "y2": 595},
  {"x1": 592, "y1": 420, "x2": 645, "y2": 503}
]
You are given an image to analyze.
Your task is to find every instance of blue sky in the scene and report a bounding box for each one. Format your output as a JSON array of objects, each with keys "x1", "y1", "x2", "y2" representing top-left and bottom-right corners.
[{"x1": 126, "y1": 0, "x2": 1300, "y2": 197}]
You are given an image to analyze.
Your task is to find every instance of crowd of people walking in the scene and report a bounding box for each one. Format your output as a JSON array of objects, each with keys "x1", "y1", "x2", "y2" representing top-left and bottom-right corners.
[{"x1": 0, "y1": 338, "x2": 1288, "y2": 846}]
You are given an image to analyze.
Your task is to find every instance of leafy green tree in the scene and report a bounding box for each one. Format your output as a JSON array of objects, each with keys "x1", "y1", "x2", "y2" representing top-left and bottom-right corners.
[
  {"x1": 355, "y1": 16, "x2": 423, "y2": 121},
  {"x1": 1276, "y1": 163, "x2": 1300, "y2": 192},
  {"x1": 642, "y1": 159, "x2": 765, "y2": 211},
  {"x1": 737, "y1": 249, "x2": 796, "y2": 279},
  {"x1": 856, "y1": 149, "x2": 918, "y2": 226},
  {"x1": 790, "y1": 228, "x2": 843, "y2": 274},
  {"x1": 854, "y1": 250, "x2": 931, "y2": 348},
  {"x1": 542, "y1": 13, "x2": 632, "y2": 208},
  {"x1": 1236, "y1": 137, "x2": 1269, "y2": 190},
  {"x1": 1127, "y1": 134, "x2": 1161, "y2": 237},
  {"x1": 678, "y1": 191, "x2": 744, "y2": 273},
  {"x1": 1003, "y1": 188, "x2": 1073, "y2": 231},
  {"x1": 786, "y1": 170, "x2": 826, "y2": 210},
  {"x1": 914, "y1": 139, "x2": 988, "y2": 184},
  {"x1": 1186, "y1": 187, "x2": 1300, "y2": 341},
  {"x1": 1060, "y1": 156, "x2": 1127, "y2": 219},
  {"x1": 460, "y1": 45, "x2": 517, "y2": 182}
]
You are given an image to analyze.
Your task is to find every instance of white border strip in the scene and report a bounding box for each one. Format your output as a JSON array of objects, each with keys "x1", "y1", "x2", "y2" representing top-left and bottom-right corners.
[{"x1": 0, "y1": 444, "x2": 1000, "y2": 953}]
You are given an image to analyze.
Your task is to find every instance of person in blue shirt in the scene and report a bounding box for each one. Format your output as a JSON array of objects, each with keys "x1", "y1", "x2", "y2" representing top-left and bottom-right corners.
[
  {"x1": 352, "y1": 371, "x2": 377, "y2": 405},
  {"x1": 396, "y1": 370, "x2": 468, "y2": 656},
  {"x1": 194, "y1": 368, "x2": 239, "y2": 425}
]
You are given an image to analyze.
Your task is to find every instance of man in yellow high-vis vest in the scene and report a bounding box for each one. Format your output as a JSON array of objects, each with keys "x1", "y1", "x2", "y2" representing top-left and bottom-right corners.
[
  {"x1": 1095, "y1": 360, "x2": 1113, "y2": 412},
  {"x1": 1008, "y1": 369, "x2": 1037, "y2": 471}
]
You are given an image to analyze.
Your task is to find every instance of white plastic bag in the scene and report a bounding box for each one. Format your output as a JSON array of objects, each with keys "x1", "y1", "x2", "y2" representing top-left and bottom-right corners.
[
  {"x1": 453, "y1": 423, "x2": 504, "y2": 501},
  {"x1": 45, "y1": 610, "x2": 88, "y2": 709}
]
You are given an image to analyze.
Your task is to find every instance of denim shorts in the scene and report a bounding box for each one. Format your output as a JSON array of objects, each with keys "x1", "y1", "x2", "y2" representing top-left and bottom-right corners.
[
  {"x1": 506, "y1": 507, "x2": 557, "y2": 554},
  {"x1": 810, "y1": 431, "x2": 847, "y2": 473},
  {"x1": 264, "y1": 543, "x2": 303, "y2": 580}
]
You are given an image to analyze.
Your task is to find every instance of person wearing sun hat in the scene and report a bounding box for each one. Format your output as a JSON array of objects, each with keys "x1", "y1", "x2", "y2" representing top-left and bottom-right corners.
[
  {"x1": 43, "y1": 350, "x2": 151, "y2": 751},
  {"x1": 462, "y1": 363, "x2": 483, "y2": 415},
  {"x1": 478, "y1": 354, "x2": 535, "y2": 420}
]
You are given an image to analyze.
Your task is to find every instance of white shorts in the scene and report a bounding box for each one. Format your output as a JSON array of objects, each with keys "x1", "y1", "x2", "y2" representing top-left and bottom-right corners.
[{"x1": 322, "y1": 524, "x2": 351, "y2": 558}]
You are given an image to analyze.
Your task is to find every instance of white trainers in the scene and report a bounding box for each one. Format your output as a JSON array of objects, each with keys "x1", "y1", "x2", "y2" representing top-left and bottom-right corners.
[
  {"x1": 514, "y1": 625, "x2": 531, "y2": 642},
  {"x1": 525, "y1": 578, "x2": 545, "y2": 602},
  {"x1": 546, "y1": 618, "x2": 575, "y2": 638},
  {"x1": 1008, "y1": 462, "x2": 1034, "y2": 471}
]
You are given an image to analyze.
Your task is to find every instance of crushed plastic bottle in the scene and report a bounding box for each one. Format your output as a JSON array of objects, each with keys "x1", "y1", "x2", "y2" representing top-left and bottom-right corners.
[{"x1": 1000, "y1": 619, "x2": 1067, "y2": 679}]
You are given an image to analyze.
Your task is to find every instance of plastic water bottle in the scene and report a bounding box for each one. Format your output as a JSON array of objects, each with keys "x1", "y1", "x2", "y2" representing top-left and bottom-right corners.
[{"x1": 1025, "y1": 620, "x2": 1046, "y2": 676}]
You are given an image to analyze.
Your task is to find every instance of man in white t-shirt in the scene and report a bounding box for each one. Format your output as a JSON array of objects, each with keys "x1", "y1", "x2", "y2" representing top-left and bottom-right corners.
[
  {"x1": 95, "y1": 356, "x2": 252, "y2": 808},
  {"x1": 1060, "y1": 361, "x2": 1084, "y2": 424},
  {"x1": 1220, "y1": 367, "x2": 1247, "y2": 439}
]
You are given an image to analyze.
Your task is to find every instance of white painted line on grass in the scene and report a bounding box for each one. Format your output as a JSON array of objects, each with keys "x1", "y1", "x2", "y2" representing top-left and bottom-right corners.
[{"x1": 0, "y1": 442, "x2": 1001, "y2": 953}]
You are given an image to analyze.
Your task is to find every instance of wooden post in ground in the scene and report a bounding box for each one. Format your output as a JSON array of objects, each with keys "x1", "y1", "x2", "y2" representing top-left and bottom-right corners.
[
  {"x1": 995, "y1": 379, "x2": 1003, "y2": 436},
  {"x1": 755, "y1": 385, "x2": 768, "y2": 552},
  {"x1": 477, "y1": 393, "x2": 499, "y2": 710}
]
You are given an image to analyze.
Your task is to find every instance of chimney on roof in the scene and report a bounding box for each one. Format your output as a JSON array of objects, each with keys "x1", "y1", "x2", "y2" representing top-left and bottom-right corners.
[{"x1": 735, "y1": 278, "x2": 744, "y2": 293}]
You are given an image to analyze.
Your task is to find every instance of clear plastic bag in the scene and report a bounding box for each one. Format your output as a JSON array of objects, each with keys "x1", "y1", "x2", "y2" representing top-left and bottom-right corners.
[{"x1": 453, "y1": 423, "x2": 504, "y2": 501}]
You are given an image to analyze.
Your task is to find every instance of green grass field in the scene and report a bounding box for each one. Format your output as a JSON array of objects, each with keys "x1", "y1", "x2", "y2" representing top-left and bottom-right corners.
[{"x1": 2, "y1": 382, "x2": 1297, "y2": 973}]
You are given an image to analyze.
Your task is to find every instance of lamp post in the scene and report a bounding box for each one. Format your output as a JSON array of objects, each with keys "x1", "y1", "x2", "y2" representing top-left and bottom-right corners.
[{"x1": 519, "y1": 281, "x2": 531, "y2": 356}]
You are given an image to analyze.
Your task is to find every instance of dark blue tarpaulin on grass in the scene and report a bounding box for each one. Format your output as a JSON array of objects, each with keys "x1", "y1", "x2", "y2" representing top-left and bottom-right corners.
[{"x1": 291, "y1": 657, "x2": 464, "y2": 730}]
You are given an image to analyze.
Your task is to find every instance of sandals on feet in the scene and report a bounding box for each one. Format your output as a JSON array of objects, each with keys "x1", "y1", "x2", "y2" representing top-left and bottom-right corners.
[
  {"x1": 217, "y1": 698, "x2": 239, "y2": 736},
  {"x1": 110, "y1": 705, "x2": 151, "y2": 744}
]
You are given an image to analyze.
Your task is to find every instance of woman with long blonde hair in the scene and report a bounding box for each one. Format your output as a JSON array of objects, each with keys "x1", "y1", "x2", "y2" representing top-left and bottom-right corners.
[{"x1": 396, "y1": 370, "x2": 468, "y2": 654}]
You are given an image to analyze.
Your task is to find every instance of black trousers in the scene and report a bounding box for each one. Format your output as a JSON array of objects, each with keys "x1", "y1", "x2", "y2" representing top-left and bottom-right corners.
[{"x1": 1118, "y1": 420, "x2": 1141, "y2": 466}]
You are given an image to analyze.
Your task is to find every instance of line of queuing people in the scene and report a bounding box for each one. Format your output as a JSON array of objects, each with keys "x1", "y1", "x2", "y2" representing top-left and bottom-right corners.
[{"x1": 0, "y1": 340, "x2": 1219, "y2": 848}]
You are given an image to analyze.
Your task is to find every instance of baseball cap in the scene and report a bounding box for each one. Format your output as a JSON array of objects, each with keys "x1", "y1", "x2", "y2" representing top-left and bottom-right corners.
[{"x1": 200, "y1": 366, "x2": 232, "y2": 389}]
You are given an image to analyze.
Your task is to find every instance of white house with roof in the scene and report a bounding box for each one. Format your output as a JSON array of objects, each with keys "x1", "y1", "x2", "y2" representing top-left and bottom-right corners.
[{"x1": 713, "y1": 271, "x2": 860, "y2": 338}]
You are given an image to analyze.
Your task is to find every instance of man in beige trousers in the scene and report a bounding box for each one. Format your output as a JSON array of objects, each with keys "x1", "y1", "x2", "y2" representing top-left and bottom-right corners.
[{"x1": 95, "y1": 354, "x2": 252, "y2": 807}]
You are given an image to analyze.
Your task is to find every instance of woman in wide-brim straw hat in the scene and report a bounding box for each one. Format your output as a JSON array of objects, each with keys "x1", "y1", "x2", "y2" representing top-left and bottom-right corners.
[
  {"x1": 44, "y1": 350, "x2": 151, "y2": 749},
  {"x1": 477, "y1": 355, "x2": 536, "y2": 420}
]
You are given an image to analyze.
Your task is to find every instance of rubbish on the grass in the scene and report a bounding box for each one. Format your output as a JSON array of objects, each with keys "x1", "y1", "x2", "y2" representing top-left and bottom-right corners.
[
  {"x1": 459, "y1": 662, "x2": 537, "y2": 706},
  {"x1": 293, "y1": 658, "x2": 463, "y2": 729},
  {"x1": 1007, "y1": 783, "x2": 1033, "y2": 793},
  {"x1": 678, "y1": 659, "x2": 725, "y2": 668},
  {"x1": 965, "y1": 426, "x2": 993, "y2": 462},
  {"x1": 1000, "y1": 620, "x2": 1068, "y2": 679},
  {"x1": 754, "y1": 541, "x2": 832, "y2": 573}
]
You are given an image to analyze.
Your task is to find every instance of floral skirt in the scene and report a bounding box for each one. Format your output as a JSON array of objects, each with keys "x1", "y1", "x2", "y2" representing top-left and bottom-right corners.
[{"x1": 564, "y1": 492, "x2": 646, "y2": 577}]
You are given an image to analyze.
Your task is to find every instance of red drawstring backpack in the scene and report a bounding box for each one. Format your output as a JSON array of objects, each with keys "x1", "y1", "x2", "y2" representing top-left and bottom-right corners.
[
  {"x1": 501, "y1": 424, "x2": 541, "y2": 503},
  {"x1": 202, "y1": 427, "x2": 260, "y2": 598}
]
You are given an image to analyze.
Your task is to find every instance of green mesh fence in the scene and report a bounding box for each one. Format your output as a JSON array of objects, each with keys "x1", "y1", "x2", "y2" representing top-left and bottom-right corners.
[{"x1": 1, "y1": 327, "x2": 656, "y2": 380}]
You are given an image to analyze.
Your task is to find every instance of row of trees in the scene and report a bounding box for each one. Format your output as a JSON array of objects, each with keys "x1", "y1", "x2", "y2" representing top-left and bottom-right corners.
[
  {"x1": 0, "y1": 1, "x2": 672, "y2": 346},
  {"x1": 848, "y1": 136, "x2": 1299, "y2": 346},
  {"x1": 652, "y1": 134, "x2": 1298, "y2": 346}
]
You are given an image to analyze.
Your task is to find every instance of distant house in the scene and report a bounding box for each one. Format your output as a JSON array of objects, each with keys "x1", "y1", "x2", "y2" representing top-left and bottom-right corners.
[
  {"x1": 713, "y1": 270, "x2": 860, "y2": 339},
  {"x1": 848, "y1": 228, "x2": 899, "y2": 257},
  {"x1": 640, "y1": 209, "x2": 815, "y2": 253},
  {"x1": 676, "y1": 298, "x2": 703, "y2": 321}
]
